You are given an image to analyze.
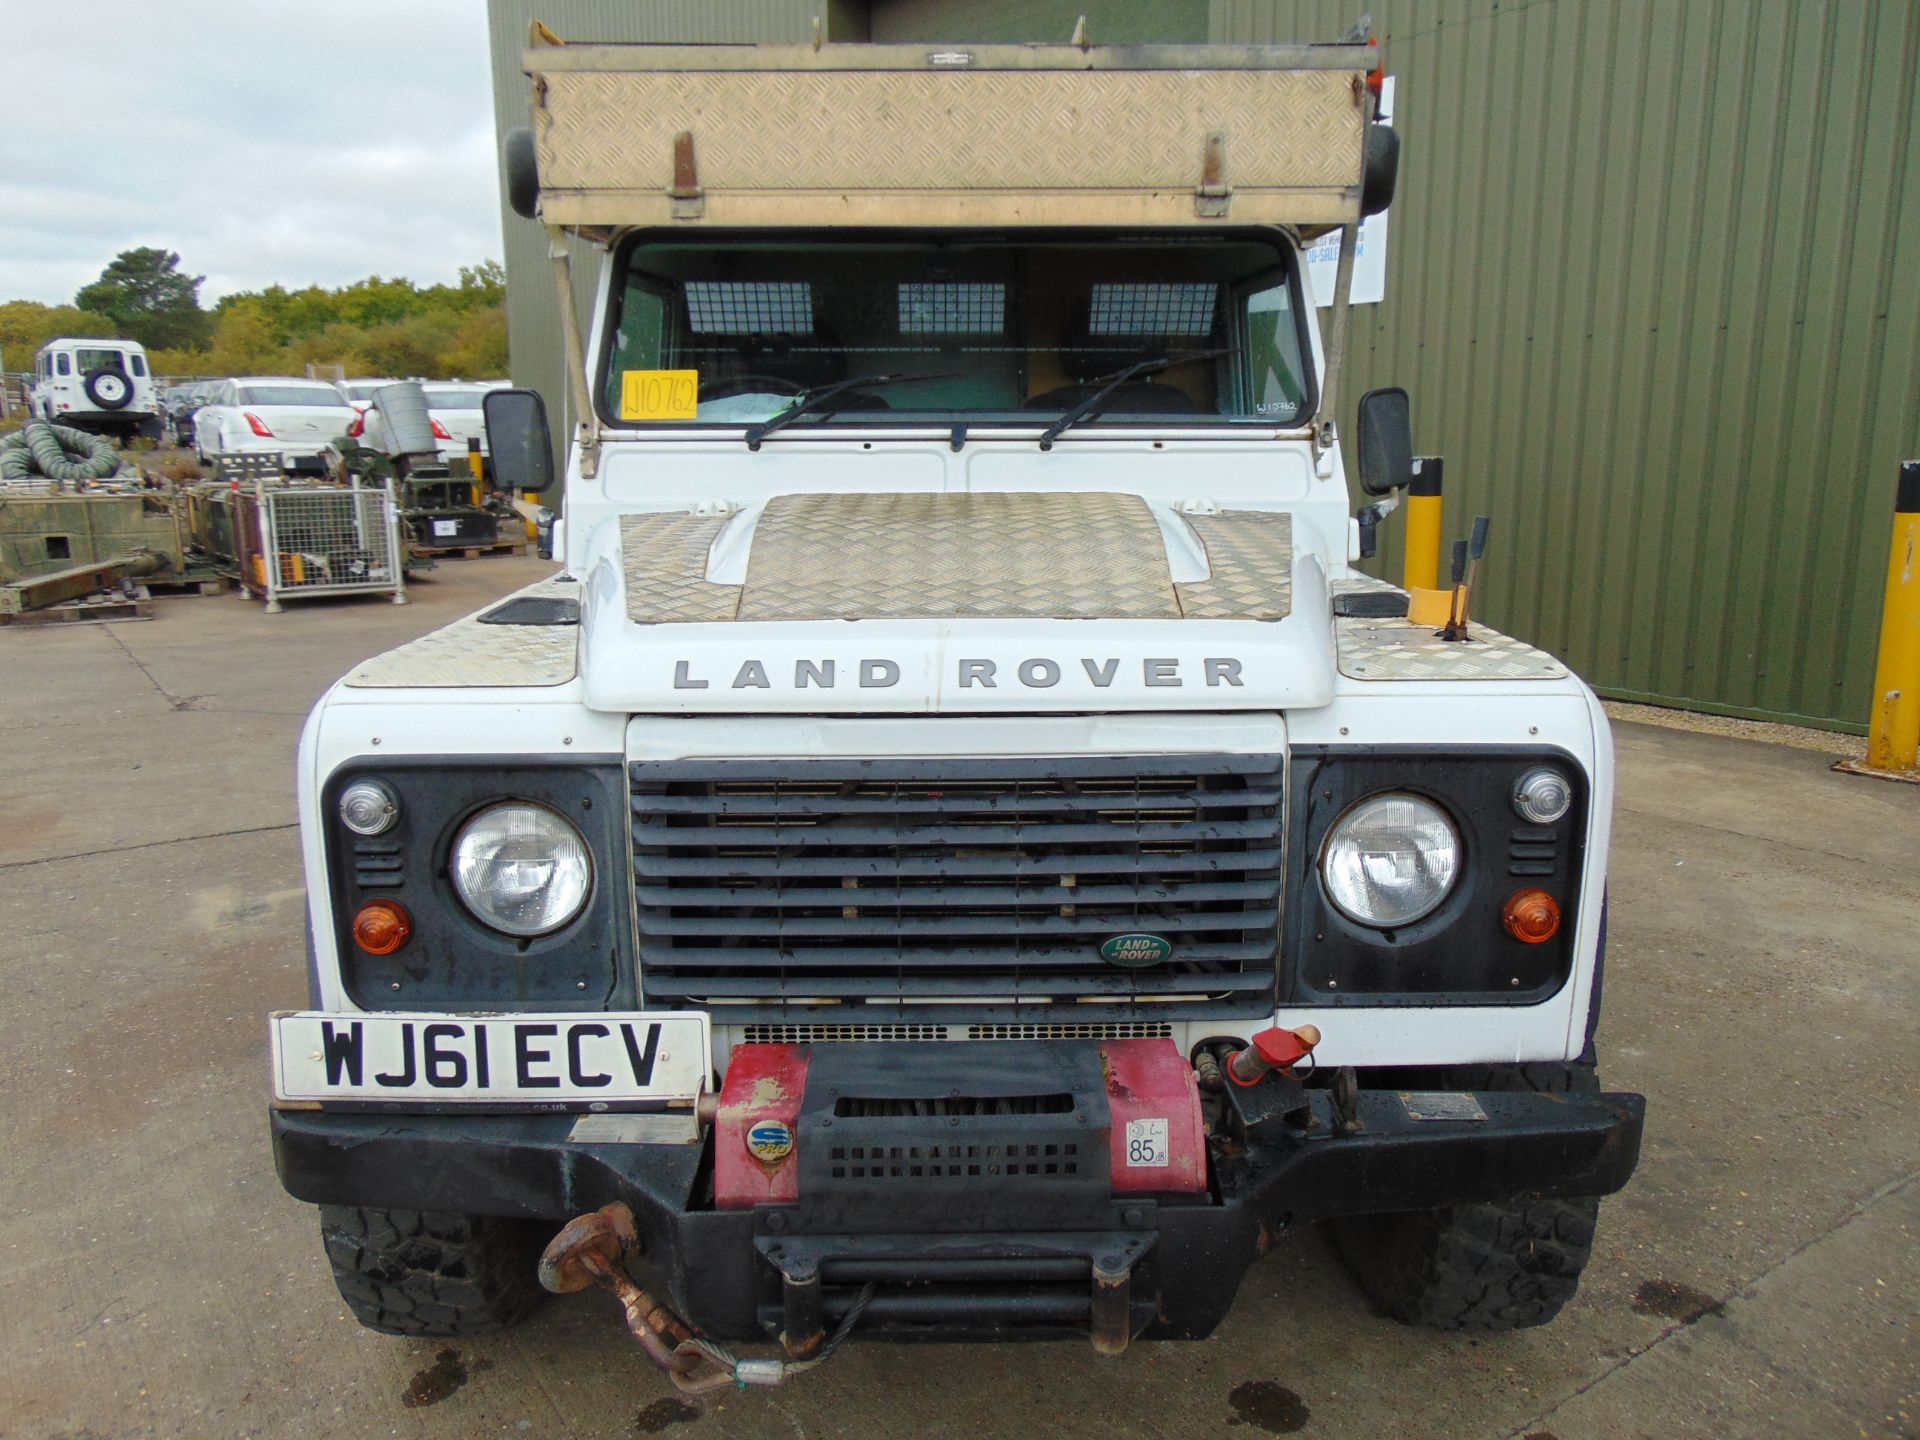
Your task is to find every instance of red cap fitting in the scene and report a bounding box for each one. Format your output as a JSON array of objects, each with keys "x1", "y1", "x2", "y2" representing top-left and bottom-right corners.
[{"x1": 1227, "y1": 1024, "x2": 1322, "y2": 1086}]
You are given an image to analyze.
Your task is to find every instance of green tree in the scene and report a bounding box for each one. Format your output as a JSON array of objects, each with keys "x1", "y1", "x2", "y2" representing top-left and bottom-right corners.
[
  {"x1": 205, "y1": 299, "x2": 281, "y2": 376},
  {"x1": 74, "y1": 248, "x2": 210, "y2": 350},
  {"x1": 0, "y1": 301, "x2": 118, "y2": 368}
]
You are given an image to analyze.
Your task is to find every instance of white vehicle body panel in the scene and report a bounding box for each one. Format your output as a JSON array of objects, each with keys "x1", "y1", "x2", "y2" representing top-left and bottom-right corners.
[
  {"x1": 297, "y1": 230, "x2": 1615, "y2": 1076},
  {"x1": 196, "y1": 377, "x2": 354, "y2": 467},
  {"x1": 29, "y1": 337, "x2": 157, "y2": 427}
]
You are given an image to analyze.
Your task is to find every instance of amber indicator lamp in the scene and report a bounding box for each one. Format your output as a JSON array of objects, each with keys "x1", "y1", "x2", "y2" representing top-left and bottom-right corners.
[
  {"x1": 353, "y1": 899, "x2": 413, "y2": 955},
  {"x1": 1502, "y1": 888, "x2": 1561, "y2": 944}
]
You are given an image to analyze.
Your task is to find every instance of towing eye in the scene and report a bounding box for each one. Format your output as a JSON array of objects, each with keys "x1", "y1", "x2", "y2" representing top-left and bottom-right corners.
[{"x1": 538, "y1": 1203, "x2": 875, "y2": 1393}]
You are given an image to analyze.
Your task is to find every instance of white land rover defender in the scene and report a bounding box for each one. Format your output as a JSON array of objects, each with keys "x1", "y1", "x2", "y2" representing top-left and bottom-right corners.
[
  {"x1": 270, "y1": 35, "x2": 1642, "y2": 1374},
  {"x1": 30, "y1": 337, "x2": 162, "y2": 443}
]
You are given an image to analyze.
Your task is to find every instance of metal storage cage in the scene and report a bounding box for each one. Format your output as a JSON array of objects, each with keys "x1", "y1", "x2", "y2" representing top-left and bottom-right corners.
[{"x1": 235, "y1": 479, "x2": 407, "y2": 612}]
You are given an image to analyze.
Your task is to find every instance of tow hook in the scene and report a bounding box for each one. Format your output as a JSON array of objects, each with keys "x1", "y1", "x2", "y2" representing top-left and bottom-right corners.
[
  {"x1": 1226, "y1": 1024, "x2": 1321, "y2": 1086},
  {"x1": 538, "y1": 1203, "x2": 875, "y2": 1393}
]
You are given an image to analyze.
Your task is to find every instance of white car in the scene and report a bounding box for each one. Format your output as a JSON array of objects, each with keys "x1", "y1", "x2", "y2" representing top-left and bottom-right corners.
[
  {"x1": 194, "y1": 377, "x2": 356, "y2": 475},
  {"x1": 349, "y1": 381, "x2": 493, "y2": 477},
  {"x1": 30, "y1": 337, "x2": 162, "y2": 442}
]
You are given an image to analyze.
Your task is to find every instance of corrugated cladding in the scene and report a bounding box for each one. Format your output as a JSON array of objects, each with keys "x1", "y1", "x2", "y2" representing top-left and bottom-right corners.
[
  {"x1": 1218, "y1": 0, "x2": 1920, "y2": 730},
  {"x1": 488, "y1": 0, "x2": 1920, "y2": 729}
]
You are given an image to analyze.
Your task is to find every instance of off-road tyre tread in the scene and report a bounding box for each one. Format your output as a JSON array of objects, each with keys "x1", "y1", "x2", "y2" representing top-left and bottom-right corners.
[
  {"x1": 319, "y1": 1205, "x2": 547, "y2": 1336},
  {"x1": 1330, "y1": 1059, "x2": 1603, "y2": 1332}
]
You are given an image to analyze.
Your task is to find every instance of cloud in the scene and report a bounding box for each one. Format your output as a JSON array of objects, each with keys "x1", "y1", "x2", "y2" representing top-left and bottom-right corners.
[{"x1": 0, "y1": 0, "x2": 502, "y2": 306}]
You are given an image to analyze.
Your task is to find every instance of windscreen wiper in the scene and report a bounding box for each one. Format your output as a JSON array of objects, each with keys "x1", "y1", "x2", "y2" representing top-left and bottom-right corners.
[
  {"x1": 743, "y1": 372, "x2": 955, "y2": 450},
  {"x1": 1036, "y1": 348, "x2": 1233, "y2": 451}
]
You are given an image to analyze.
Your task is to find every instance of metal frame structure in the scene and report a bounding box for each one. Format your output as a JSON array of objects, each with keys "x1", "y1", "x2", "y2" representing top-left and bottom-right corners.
[{"x1": 238, "y1": 477, "x2": 407, "y2": 613}]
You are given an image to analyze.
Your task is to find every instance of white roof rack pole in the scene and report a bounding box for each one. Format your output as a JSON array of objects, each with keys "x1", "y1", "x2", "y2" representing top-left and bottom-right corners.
[
  {"x1": 547, "y1": 228, "x2": 598, "y2": 479},
  {"x1": 1317, "y1": 218, "x2": 1359, "y2": 452}
]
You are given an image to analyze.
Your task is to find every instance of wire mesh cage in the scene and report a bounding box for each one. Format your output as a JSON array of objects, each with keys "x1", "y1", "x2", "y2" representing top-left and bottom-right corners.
[{"x1": 236, "y1": 479, "x2": 406, "y2": 612}]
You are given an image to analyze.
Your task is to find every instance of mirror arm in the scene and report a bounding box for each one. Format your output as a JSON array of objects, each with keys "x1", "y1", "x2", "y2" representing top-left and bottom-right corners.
[{"x1": 1354, "y1": 490, "x2": 1402, "y2": 560}]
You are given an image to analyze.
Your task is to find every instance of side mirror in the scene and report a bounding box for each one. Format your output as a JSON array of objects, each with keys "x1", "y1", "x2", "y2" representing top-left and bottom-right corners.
[
  {"x1": 483, "y1": 388, "x2": 556, "y2": 495},
  {"x1": 1355, "y1": 386, "x2": 1414, "y2": 496},
  {"x1": 1360, "y1": 123, "x2": 1400, "y2": 217}
]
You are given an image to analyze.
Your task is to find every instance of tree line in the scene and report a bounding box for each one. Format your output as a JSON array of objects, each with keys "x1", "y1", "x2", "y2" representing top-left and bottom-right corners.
[{"x1": 0, "y1": 248, "x2": 507, "y2": 381}]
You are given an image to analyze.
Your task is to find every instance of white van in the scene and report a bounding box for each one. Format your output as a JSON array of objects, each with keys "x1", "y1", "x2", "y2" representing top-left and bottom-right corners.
[{"x1": 30, "y1": 338, "x2": 162, "y2": 442}]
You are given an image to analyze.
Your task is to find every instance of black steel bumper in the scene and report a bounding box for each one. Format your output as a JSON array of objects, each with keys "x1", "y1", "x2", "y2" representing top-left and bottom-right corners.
[{"x1": 272, "y1": 1082, "x2": 1643, "y2": 1344}]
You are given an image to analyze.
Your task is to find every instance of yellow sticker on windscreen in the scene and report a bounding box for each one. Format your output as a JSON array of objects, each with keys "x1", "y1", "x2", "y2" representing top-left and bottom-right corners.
[{"x1": 621, "y1": 369, "x2": 698, "y2": 421}]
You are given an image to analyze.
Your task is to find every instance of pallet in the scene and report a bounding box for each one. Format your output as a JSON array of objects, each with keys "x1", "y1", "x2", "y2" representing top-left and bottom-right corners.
[
  {"x1": 416, "y1": 540, "x2": 530, "y2": 560},
  {"x1": 0, "y1": 587, "x2": 153, "y2": 626},
  {"x1": 142, "y1": 572, "x2": 229, "y2": 596}
]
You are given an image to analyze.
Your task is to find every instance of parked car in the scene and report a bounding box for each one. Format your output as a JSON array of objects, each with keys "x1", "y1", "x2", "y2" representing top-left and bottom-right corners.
[
  {"x1": 193, "y1": 377, "x2": 355, "y2": 475},
  {"x1": 349, "y1": 381, "x2": 493, "y2": 477},
  {"x1": 29, "y1": 338, "x2": 162, "y2": 443}
]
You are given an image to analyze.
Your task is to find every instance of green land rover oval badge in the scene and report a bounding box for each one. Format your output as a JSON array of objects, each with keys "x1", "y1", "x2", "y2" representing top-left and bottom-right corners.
[{"x1": 1100, "y1": 933, "x2": 1174, "y2": 967}]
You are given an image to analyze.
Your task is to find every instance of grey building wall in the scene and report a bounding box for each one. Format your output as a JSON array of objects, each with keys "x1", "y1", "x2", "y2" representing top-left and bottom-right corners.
[{"x1": 488, "y1": 0, "x2": 1920, "y2": 730}]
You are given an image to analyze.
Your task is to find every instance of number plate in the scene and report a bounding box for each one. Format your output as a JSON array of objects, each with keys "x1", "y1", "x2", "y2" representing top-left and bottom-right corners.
[{"x1": 270, "y1": 1011, "x2": 709, "y2": 1108}]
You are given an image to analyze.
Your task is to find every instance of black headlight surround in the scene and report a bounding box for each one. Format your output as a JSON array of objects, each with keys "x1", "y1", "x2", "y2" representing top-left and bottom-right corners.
[
  {"x1": 321, "y1": 755, "x2": 631, "y2": 1012},
  {"x1": 1283, "y1": 746, "x2": 1589, "y2": 1006}
]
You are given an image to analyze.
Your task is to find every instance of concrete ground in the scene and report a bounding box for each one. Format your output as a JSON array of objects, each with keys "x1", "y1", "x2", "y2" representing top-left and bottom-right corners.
[{"x1": 0, "y1": 559, "x2": 1913, "y2": 1440}]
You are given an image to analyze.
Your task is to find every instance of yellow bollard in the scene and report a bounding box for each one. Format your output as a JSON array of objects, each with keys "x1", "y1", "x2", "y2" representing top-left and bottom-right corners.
[
  {"x1": 467, "y1": 438, "x2": 486, "y2": 507},
  {"x1": 1402, "y1": 455, "x2": 1443, "y2": 592},
  {"x1": 1839, "y1": 461, "x2": 1920, "y2": 780}
]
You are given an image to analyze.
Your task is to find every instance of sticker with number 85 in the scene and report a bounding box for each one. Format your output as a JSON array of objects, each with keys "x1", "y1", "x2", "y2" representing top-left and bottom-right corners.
[{"x1": 1124, "y1": 1116, "x2": 1169, "y2": 1167}]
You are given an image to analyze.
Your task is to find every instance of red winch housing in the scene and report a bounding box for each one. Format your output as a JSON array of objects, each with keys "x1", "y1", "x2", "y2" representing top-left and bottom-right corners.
[{"x1": 713, "y1": 1039, "x2": 1207, "y2": 1210}]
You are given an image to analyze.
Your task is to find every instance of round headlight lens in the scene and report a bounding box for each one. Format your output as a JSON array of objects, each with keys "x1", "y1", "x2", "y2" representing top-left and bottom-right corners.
[
  {"x1": 339, "y1": 779, "x2": 399, "y2": 836},
  {"x1": 1320, "y1": 793, "x2": 1461, "y2": 928},
  {"x1": 450, "y1": 803, "x2": 591, "y2": 937},
  {"x1": 1512, "y1": 766, "x2": 1574, "y2": 825}
]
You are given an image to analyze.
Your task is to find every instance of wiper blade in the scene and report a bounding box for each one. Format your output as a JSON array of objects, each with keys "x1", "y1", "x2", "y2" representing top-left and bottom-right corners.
[
  {"x1": 1037, "y1": 348, "x2": 1233, "y2": 451},
  {"x1": 743, "y1": 372, "x2": 955, "y2": 449}
]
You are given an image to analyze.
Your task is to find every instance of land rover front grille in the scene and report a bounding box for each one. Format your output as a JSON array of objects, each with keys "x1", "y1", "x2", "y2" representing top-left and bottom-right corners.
[{"x1": 628, "y1": 755, "x2": 1283, "y2": 1022}]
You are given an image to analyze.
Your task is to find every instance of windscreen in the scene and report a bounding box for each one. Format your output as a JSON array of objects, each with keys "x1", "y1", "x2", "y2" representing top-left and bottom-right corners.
[
  {"x1": 600, "y1": 234, "x2": 1312, "y2": 429},
  {"x1": 422, "y1": 387, "x2": 486, "y2": 410},
  {"x1": 75, "y1": 349, "x2": 127, "y2": 372},
  {"x1": 239, "y1": 384, "x2": 349, "y2": 407}
]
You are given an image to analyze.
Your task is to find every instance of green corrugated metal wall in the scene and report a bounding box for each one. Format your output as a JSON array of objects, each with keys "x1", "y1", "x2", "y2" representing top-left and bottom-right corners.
[
  {"x1": 1218, "y1": 0, "x2": 1920, "y2": 731},
  {"x1": 488, "y1": 0, "x2": 1920, "y2": 729}
]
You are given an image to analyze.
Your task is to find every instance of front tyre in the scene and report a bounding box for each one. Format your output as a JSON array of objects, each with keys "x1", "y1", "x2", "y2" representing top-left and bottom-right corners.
[
  {"x1": 1330, "y1": 1058, "x2": 1603, "y2": 1331},
  {"x1": 318, "y1": 1206, "x2": 547, "y2": 1336}
]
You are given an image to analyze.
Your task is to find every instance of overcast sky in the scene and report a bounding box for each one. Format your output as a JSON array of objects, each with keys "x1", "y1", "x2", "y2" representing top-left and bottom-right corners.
[{"x1": 0, "y1": 0, "x2": 503, "y2": 307}]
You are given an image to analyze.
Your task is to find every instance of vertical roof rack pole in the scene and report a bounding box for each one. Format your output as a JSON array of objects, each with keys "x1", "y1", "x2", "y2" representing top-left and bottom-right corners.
[
  {"x1": 1317, "y1": 79, "x2": 1375, "y2": 452},
  {"x1": 548, "y1": 228, "x2": 599, "y2": 478}
]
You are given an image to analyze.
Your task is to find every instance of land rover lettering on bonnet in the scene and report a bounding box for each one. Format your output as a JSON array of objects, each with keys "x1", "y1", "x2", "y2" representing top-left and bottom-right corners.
[{"x1": 270, "y1": 30, "x2": 1642, "y2": 1385}]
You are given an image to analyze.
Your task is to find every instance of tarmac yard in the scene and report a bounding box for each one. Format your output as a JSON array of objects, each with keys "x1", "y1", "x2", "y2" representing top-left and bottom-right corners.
[{"x1": 0, "y1": 562, "x2": 1913, "y2": 1440}]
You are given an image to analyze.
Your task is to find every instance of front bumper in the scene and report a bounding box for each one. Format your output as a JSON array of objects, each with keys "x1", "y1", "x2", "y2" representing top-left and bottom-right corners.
[{"x1": 273, "y1": 1079, "x2": 1643, "y2": 1344}]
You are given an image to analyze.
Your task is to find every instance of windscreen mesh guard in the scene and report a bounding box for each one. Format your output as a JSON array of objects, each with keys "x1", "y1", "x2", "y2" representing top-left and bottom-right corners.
[
  {"x1": 898, "y1": 282, "x2": 1006, "y2": 334},
  {"x1": 686, "y1": 281, "x2": 814, "y2": 334},
  {"x1": 1089, "y1": 283, "x2": 1218, "y2": 335}
]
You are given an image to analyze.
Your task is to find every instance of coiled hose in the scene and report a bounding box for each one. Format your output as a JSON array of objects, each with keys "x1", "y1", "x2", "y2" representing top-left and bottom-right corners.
[{"x1": 0, "y1": 422, "x2": 122, "y2": 482}]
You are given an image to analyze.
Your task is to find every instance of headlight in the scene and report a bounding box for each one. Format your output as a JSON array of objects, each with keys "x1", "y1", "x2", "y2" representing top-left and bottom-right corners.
[
  {"x1": 1512, "y1": 765, "x2": 1573, "y2": 824},
  {"x1": 339, "y1": 778, "x2": 399, "y2": 836},
  {"x1": 450, "y1": 802, "x2": 591, "y2": 937},
  {"x1": 1320, "y1": 792, "x2": 1461, "y2": 928}
]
